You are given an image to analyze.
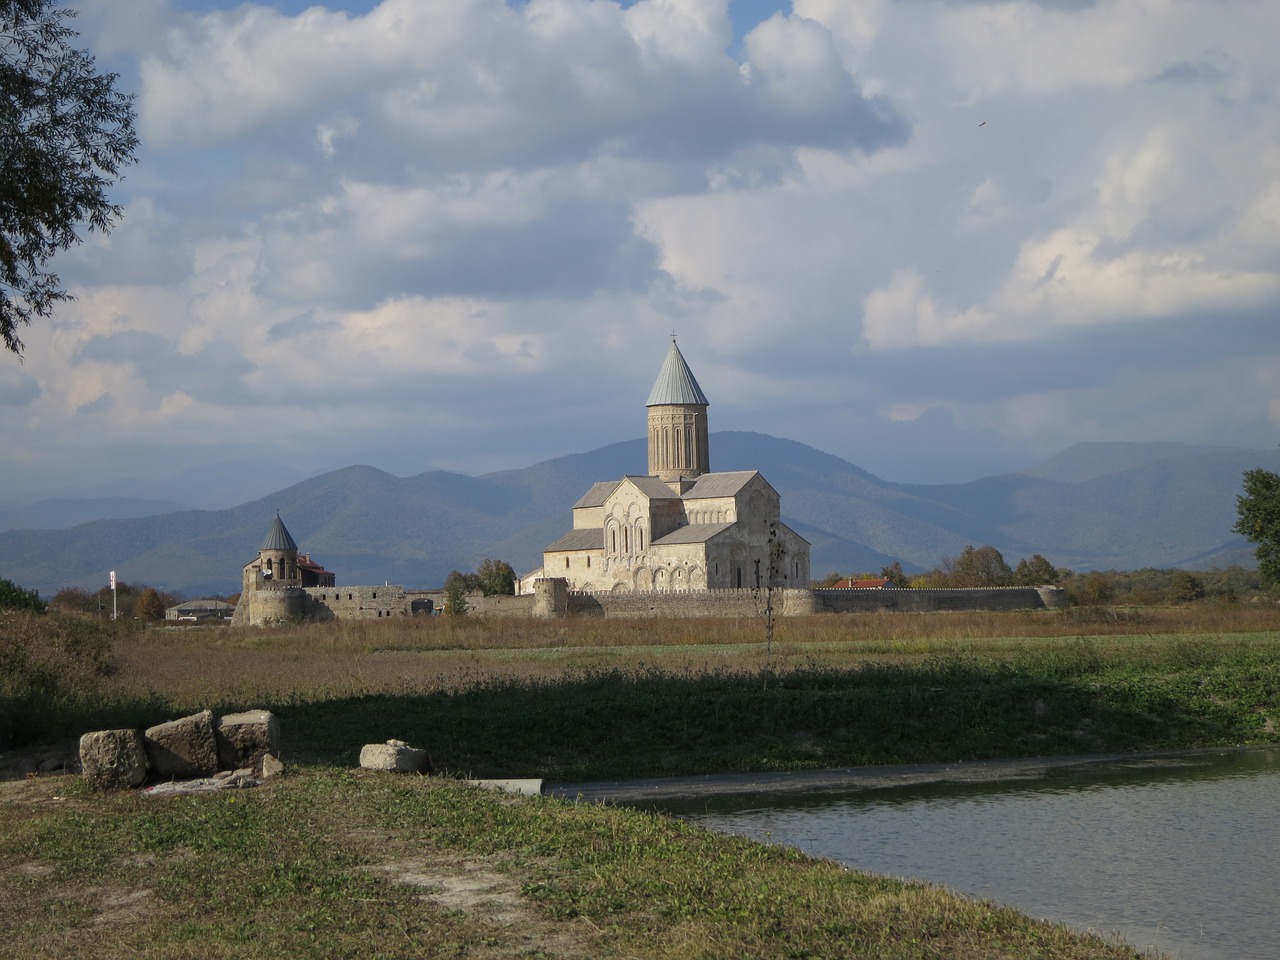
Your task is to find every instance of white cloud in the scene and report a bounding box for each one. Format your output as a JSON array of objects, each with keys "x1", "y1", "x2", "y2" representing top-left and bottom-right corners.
[{"x1": 4, "y1": 0, "x2": 1279, "y2": 502}]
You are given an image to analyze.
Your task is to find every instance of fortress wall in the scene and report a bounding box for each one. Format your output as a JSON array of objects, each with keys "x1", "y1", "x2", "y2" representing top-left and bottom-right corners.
[
  {"x1": 813, "y1": 586, "x2": 1066, "y2": 614},
  {"x1": 467, "y1": 594, "x2": 538, "y2": 617},
  {"x1": 302, "y1": 585, "x2": 408, "y2": 621},
  {"x1": 561, "y1": 585, "x2": 1064, "y2": 618},
  {"x1": 566, "y1": 587, "x2": 809, "y2": 619}
]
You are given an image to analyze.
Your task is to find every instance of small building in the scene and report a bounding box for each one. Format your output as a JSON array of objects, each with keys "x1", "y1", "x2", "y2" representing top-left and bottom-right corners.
[{"x1": 165, "y1": 598, "x2": 235, "y2": 622}]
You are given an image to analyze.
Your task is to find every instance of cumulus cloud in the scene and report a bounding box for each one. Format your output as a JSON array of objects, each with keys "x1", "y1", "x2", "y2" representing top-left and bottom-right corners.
[{"x1": 3, "y1": 0, "x2": 1278, "y2": 501}]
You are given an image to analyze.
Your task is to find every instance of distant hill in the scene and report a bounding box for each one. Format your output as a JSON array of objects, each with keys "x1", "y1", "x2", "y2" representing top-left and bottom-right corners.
[
  {"x1": 0, "y1": 497, "x2": 193, "y2": 533},
  {"x1": 1, "y1": 434, "x2": 1275, "y2": 598}
]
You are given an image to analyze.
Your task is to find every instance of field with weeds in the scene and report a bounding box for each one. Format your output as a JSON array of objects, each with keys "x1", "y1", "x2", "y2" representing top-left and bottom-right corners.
[{"x1": 3, "y1": 604, "x2": 1280, "y2": 958}]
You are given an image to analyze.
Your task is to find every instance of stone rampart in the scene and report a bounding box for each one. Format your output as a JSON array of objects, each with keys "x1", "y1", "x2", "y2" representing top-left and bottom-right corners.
[
  {"x1": 813, "y1": 586, "x2": 1066, "y2": 614},
  {"x1": 467, "y1": 594, "x2": 538, "y2": 617},
  {"x1": 566, "y1": 587, "x2": 812, "y2": 619},
  {"x1": 301, "y1": 585, "x2": 408, "y2": 621},
  {"x1": 558, "y1": 584, "x2": 1064, "y2": 618}
]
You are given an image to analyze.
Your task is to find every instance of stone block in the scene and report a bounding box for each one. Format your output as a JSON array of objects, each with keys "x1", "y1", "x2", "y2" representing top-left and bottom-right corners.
[
  {"x1": 359, "y1": 739, "x2": 432, "y2": 773},
  {"x1": 260, "y1": 753, "x2": 285, "y2": 779},
  {"x1": 80, "y1": 729, "x2": 149, "y2": 789},
  {"x1": 145, "y1": 710, "x2": 219, "y2": 779},
  {"x1": 215, "y1": 710, "x2": 281, "y2": 773}
]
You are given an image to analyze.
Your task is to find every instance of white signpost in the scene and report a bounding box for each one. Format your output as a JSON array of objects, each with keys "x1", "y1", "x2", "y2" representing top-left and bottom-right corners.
[{"x1": 109, "y1": 569, "x2": 117, "y2": 620}]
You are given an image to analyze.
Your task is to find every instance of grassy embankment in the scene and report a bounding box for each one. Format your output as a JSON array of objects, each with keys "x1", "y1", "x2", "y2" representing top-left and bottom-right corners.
[{"x1": 3, "y1": 604, "x2": 1279, "y2": 958}]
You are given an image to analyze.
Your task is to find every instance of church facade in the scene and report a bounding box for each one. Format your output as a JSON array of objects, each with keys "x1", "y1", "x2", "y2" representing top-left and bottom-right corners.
[{"x1": 529, "y1": 340, "x2": 811, "y2": 594}]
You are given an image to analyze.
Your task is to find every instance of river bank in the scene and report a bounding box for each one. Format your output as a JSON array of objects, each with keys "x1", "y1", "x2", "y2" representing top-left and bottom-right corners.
[{"x1": 545, "y1": 744, "x2": 1272, "y2": 804}]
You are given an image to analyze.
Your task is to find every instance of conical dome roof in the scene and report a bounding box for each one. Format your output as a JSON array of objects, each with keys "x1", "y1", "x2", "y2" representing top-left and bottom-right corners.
[
  {"x1": 645, "y1": 340, "x2": 709, "y2": 407},
  {"x1": 259, "y1": 513, "x2": 298, "y2": 552}
]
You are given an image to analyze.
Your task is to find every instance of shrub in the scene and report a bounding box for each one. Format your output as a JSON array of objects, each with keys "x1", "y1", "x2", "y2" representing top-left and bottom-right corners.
[
  {"x1": 0, "y1": 577, "x2": 45, "y2": 613},
  {"x1": 0, "y1": 611, "x2": 119, "y2": 747}
]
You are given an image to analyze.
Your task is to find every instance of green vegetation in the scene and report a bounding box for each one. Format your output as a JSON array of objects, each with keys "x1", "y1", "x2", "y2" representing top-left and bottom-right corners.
[
  {"x1": 49, "y1": 580, "x2": 180, "y2": 618},
  {"x1": 444, "y1": 558, "x2": 517, "y2": 614},
  {"x1": 0, "y1": 0, "x2": 138, "y2": 356},
  {"x1": 0, "y1": 575, "x2": 45, "y2": 612},
  {"x1": 0, "y1": 767, "x2": 1147, "y2": 960},
  {"x1": 1236, "y1": 466, "x2": 1280, "y2": 587},
  {"x1": 6, "y1": 606, "x2": 1280, "y2": 958},
  {"x1": 7, "y1": 605, "x2": 1280, "y2": 775}
]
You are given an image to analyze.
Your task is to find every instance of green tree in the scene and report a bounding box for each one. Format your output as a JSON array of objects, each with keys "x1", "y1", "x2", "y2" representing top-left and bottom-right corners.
[
  {"x1": 133, "y1": 586, "x2": 165, "y2": 621},
  {"x1": 1012, "y1": 554, "x2": 1062, "y2": 586},
  {"x1": 1168, "y1": 571, "x2": 1205, "y2": 604},
  {"x1": 1, "y1": 0, "x2": 138, "y2": 356},
  {"x1": 1234, "y1": 467, "x2": 1280, "y2": 588},
  {"x1": 0, "y1": 576, "x2": 45, "y2": 612},
  {"x1": 944, "y1": 544, "x2": 1013, "y2": 587},
  {"x1": 443, "y1": 570, "x2": 472, "y2": 615},
  {"x1": 1070, "y1": 571, "x2": 1116, "y2": 606},
  {"x1": 880, "y1": 561, "x2": 910, "y2": 587},
  {"x1": 476, "y1": 558, "x2": 516, "y2": 596}
]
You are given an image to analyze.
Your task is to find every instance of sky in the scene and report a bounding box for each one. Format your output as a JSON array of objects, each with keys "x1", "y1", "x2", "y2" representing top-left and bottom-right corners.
[{"x1": 2, "y1": 0, "x2": 1278, "y2": 505}]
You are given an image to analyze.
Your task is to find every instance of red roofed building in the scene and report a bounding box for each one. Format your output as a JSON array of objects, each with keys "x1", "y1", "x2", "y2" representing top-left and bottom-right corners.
[{"x1": 830, "y1": 578, "x2": 891, "y2": 589}]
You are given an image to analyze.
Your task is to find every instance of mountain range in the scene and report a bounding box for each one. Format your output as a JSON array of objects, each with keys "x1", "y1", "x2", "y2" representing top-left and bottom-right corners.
[{"x1": 1, "y1": 433, "x2": 1275, "y2": 599}]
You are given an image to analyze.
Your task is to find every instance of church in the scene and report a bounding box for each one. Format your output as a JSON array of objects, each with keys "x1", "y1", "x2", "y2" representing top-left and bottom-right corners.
[{"x1": 528, "y1": 340, "x2": 811, "y2": 594}]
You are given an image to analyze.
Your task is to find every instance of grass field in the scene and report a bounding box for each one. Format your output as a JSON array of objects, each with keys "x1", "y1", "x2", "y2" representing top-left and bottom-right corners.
[{"x1": 3, "y1": 604, "x2": 1279, "y2": 958}]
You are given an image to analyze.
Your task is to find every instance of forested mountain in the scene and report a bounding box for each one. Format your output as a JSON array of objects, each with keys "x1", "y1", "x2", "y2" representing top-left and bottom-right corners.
[{"x1": 1, "y1": 434, "x2": 1275, "y2": 598}]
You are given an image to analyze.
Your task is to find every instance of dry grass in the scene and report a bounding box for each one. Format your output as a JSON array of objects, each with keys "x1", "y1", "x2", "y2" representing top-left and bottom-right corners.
[{"x1": 113, "y1": 604, "x2": 1280, "y2": 709}]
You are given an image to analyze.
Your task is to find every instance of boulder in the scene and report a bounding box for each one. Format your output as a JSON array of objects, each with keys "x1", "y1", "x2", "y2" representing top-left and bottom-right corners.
[
  {"x1": 80, "y1": 729, "x2": 149, "y2": 789},
  {"x1": 359, "y1": 739, "x2": 432, "y2": 773},
  {"x1": 215, "y1": 710, "x2": 281, "y2": 773},
  {"x1": 145, "y1": 710, "x2": 219, "y2": 779}
]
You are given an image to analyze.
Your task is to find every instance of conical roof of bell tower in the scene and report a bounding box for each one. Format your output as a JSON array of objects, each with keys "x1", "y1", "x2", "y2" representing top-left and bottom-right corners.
[
  {"x1": 260, "y1": 513, "x2": 298, "y2": 552},
  {"x1": 646, "y1": 339, "x2": 709, "y2": 407}
]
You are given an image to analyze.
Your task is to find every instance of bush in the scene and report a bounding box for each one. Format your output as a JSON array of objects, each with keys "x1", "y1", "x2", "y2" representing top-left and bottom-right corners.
[
  {"x1": 0, "y1": 577, "x2": 45, "y2": 613},
  {"x1": 0, "y1": 611, "x2": 120, "y2": 747}
]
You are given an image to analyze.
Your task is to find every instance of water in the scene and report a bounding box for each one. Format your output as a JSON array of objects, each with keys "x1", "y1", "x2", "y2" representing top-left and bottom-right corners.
[{"x1": 665, "y1": 749, "x2": 1280, "y2": 960}]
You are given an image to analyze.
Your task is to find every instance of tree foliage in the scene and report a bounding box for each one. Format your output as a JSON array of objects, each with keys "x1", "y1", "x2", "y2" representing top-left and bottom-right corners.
[
  {"x1": 1234, "y1": 466, "x2": 1280, "y2": 588},
  {"x1": 476, "y1": 558, "x2": 516, "y2": 597},
  {"x1": 942, "y1": 544, "x2": 1013, "y2": 587},
  {"x1": 0, "y1": 575, "x2": 45, "y2": 611},
  {"x1": 443, "y1": 559, "x2": 517, "y2": 614},
  {"x1": 443, "y1": 570, "x2": 471, "y2": 616},
  {"x1": 1012, "y1": 553, "x2": 1064, "y2": 586},
  {"x1": 133, "y1": 586, "x2": 165, "y2": 621},
  {"x1": 880, "y1": 561, "x2": 910, "y2": 587},
  {"x1": 1, "y1": 0, "x2": 138, "y2": 356}
]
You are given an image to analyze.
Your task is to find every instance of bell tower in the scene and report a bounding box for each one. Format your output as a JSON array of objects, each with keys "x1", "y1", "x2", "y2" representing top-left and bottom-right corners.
[{"x1": 646, "y1": 338, "x2": 710, "y2": 491}]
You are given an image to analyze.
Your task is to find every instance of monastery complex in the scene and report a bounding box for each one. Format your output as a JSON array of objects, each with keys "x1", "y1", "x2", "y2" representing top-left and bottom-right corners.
[{"x1": 230, "y1": 342, "x2": 1062, "y2": 626}]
